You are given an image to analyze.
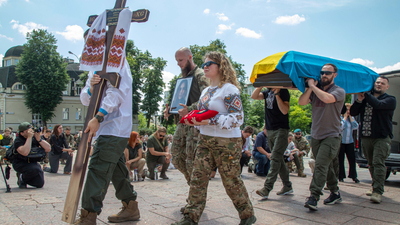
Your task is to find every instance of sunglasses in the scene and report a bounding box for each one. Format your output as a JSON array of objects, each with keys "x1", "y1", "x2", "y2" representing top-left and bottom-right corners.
[
  {"x1": 159, "y1": 134, "x2": 165, "y2": 138},
  {"x1": 201, "y1": 61, "x2": 219, "y2": 69},
  {"x1": 295, "y1": 133, "x2": 301, "y2": 135},
  {"x1": 320, "y1": 71, "x2": 335, "y2": 76}
]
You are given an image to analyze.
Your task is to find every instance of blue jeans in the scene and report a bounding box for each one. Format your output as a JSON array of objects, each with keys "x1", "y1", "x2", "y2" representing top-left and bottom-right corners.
[{"x1": 253, "y1": 151, "x2": 271, "y2": 176}]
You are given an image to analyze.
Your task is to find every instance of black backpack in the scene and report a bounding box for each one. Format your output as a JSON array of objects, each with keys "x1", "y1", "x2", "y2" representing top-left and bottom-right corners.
[{"x1": 4, "y1": 144, "x2": 17, "y2": 163}]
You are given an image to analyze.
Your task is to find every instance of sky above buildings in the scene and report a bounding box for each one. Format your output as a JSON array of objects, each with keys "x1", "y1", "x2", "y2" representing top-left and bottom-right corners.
[{"x1": 0, "y1": 0, "x2": 399, "y2": 91}]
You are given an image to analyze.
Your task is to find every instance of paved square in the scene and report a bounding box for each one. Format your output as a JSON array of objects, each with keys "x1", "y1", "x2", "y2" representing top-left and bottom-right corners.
[{"x1": 1, "y1": 158, "x2": 399, "y2": 225}]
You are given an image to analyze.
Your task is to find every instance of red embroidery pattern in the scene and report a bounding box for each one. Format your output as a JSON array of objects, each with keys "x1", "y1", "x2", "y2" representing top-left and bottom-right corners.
[
  {"x1": 107, "y1": 35, "x2": 125, "y2": 68},
  {"x1": 81, "y1": 34, "x2": 106, "y2": 66}
]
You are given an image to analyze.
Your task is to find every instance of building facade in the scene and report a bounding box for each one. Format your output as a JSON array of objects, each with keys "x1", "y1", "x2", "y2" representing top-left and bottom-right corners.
[{"x1": 0, "y1": 45, "x2": 87, "y2": 133}]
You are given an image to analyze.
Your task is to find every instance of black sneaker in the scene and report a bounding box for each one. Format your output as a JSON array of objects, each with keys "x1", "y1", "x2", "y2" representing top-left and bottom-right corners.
[
  {"x1": 323, "y1": 192, "x2": 342, "y2": 205},
  {"x1": 17, "y1": 173, "x2": 27, "y2": 188},
  {"x1": 304, "y1": 196, "x2": 318, "y2": 211}
]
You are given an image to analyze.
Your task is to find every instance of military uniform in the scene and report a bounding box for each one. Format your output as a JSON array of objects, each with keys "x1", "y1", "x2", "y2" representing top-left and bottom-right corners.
[
  {"x1": 293, "y1": 136, "x2": 310, "y2": 174},
  {"x1": 182, "y1": 83, "x2": 254, "y2": 224},
  {"x1": 170, "y1": 66, "x2": 209, "y2": 184},
  {"x1": 65, "y1": 133, "x2": 75, "y2": 149}
]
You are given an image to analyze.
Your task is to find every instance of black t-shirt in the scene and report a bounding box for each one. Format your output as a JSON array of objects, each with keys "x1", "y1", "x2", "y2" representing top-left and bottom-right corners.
[
  {"x1": 127, "y1": 143, "x2": 142, "y2": 160},
  {"x1": 13, "y1": 135, "x2": 42, "y2": 164},
  {"x1": 262, "y1": 89, "x2": 290, "y2": 130}
]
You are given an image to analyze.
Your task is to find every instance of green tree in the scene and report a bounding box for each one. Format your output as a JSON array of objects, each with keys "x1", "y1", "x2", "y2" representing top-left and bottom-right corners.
[
  {"x1": 138, "y1": 112, "x2": 147, "y2": 129},
  {"x1": 288, "y1": 90, "x2": 312, "y2": 133},
  {"x1": 126, "y1": 40, "x2": 153, "y2": 115},
  {"x1": 15, "y1": 29, "x2": 69, "y2": 126},
  {"x1": 246, "y1": 100, "x2": 265, "y2": 129},
  {"x1": 141, "y1": 57, "x2": 167, "y2": 127}
]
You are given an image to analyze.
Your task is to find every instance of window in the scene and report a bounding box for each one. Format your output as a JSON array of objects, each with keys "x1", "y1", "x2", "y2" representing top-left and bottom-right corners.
[
  {"x1": 63, "y1": 84, "x2": 69, "y2": 95},
  {"x1": 76, "y1": 86, "x2": 82, "y2": 95},
  {"x1": 5, "y1": 59, "x2": 11, "y2": 66},
  {"x1": 14, "y1": 59, "x2": 19, "y2": 65},
  {"x1": 12, "y1": 83, "x2": 27, "y2": 90},
  {"x1": 76, "y1": 108, "x2": 82, "y2": 120},
  {"x1": 63, "y1": 108, "x2": 69, "y2": 120},
  {"x1": 32, "y1": 113, "x2": 42, "y2": 127}
]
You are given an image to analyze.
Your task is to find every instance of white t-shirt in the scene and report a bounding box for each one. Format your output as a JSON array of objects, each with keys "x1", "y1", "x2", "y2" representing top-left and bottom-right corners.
[{"x1": 197, "y1": 83, "x2": 244, "y2": 138}]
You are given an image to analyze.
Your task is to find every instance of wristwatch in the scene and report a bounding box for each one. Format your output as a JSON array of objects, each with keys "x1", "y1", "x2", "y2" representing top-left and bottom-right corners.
[
  {"x1": 275, "y1": 92, "x2": 280, "y2": 97},
  {"x1": 95, "y1": 114, "x2": 104, "y2": 123}
]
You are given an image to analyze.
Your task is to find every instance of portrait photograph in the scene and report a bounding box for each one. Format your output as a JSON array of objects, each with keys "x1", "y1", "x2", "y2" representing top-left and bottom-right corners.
[{"x1": 169, "y1": 77, "x2": 193, "y2": 114}]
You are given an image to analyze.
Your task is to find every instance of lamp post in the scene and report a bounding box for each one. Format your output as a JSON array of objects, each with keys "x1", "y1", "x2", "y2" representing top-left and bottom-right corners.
[{"x1": 68, "y1": 51, "x2": 80, "y2": 62}]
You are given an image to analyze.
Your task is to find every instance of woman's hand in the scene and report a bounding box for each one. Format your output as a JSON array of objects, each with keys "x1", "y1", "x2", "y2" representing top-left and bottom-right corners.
[
  {"x1": 126, "y1": 160, "x2": 132, "y2": 167},
  {"x1": 89, "y1": 74, "x2": 101, "y2": 94},
  {"x1": 184, "y1": 119, "x2": 195, "y2": 126},
  {"x1": 191, "y1": 117, "x2": 209, "y2": 126}
]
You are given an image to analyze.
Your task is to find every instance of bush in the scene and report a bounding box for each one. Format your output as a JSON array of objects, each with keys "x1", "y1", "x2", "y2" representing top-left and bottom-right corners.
[{"x1": 139, "y1": 127, "x2": 154, "y2": 136}]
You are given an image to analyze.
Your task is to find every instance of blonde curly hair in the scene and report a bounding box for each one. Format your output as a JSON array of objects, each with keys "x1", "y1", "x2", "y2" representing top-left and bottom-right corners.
[{"x1": 204, "y1": 51, "x2": 241, "y2": 90}]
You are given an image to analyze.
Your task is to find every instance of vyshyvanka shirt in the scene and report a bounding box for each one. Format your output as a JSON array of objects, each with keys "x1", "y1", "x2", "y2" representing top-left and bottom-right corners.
[
  {"x1": 197, "y1": 83, "x2": 244, "y2": 138},
  {"x1": 80, "y1": 59, "x2": 133, "y2": 139}
]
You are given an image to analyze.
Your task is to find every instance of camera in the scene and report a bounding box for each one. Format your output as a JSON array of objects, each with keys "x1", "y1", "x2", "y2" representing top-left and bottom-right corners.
[{"x1": 34, "y1": 127, "x2": 41, "y2": 133}]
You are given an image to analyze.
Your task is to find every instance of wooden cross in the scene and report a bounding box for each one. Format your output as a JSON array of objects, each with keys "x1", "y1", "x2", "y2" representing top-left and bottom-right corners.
[{"x1": 62, "y1": 1, "x2": 149, "y2": 223}]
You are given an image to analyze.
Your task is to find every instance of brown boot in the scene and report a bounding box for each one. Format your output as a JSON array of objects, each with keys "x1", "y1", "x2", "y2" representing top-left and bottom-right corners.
[
  {"x1": 74, "y1": 209, "x2": 97, "y2": 225},
  {"x1": 108, "y1": 200, "x2": 140, "y2": 223},
  {"x1": 298, "y1": 170, "x2": 307, "y2": 177}
]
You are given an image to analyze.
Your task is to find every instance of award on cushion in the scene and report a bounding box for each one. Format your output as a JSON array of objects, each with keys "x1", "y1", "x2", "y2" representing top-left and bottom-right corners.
[
  {"x1": 180, "y1": 110, "x2": 199, "y2": 124},
  {"x1": 193, "y1": 110, "x2": 219, "y2": 122}
]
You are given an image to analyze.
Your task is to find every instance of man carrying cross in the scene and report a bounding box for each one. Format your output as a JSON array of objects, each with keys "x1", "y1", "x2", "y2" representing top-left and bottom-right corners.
[{"x1": 75, "y1": 8, "x2": 139, "y2": 224}]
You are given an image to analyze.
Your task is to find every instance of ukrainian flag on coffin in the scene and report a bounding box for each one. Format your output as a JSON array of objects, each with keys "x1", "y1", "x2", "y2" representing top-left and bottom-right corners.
[{"x1": 250, "y1": 51, "x2": 379, "y2": 93}]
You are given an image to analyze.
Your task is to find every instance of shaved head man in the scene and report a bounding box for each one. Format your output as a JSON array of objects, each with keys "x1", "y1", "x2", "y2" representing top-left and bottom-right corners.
[{"x1": 164, "y1": 47, "x2": 209, "y2": 213}]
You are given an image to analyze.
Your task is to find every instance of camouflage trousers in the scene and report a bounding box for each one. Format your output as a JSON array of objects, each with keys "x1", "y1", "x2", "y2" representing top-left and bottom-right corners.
[
  {"x1": 171, "y1": 123, "x2": 199, "y2": 184},
  {"x1": 185, "y1": 134, "x2": 254, "y2": 223}
]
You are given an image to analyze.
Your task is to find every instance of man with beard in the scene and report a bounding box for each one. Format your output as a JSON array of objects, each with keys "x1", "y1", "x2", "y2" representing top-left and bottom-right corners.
[
  {"x1": 350, "y1": 76, "x2": 396, "y2": 203},
  {"x1": 171, "y1": 79, "x2": 189, "y2": 112},
  {"x1": 292, "y1": 129, "x2": 310, "y2": 177},
  {"x1": 164, "y1": 47, "x2": 209, "y2": 213},
  {"x1": 299, "y1": 63, "x2": 345, "y2": 211}
]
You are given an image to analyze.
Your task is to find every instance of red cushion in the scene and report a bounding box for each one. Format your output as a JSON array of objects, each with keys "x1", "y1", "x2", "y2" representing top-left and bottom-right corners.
[
  {"x1": 180, "y1": 110, "x2": 199, "y2": 124},
  {"x1": 193, "y1": 110, "x2": 219, "y2": 122}
]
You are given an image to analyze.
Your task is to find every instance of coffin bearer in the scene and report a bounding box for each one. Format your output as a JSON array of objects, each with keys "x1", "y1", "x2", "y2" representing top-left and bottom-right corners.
[
  {"x1": 252, "y1": 86, "x2": 292, "y2": 199},
  {"x1": 292, "y1": 129, "x2": 310, "y2": 177},
  {"x1": 299, "y1": 63, "x2": 345, "y2": 211},
  {"x1": 350, "y1": 76, "x2": 397, "y2": 203}
]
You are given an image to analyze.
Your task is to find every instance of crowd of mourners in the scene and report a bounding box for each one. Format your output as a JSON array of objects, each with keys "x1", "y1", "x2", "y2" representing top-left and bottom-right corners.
[{"x1": 0, "y1": 41, "x2": 396, "y2": 225}]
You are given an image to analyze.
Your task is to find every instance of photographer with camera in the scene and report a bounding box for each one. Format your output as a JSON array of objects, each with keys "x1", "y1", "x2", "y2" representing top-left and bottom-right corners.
[
  {"x1": 44, "y1": 124, "x2": 73, "y2": 174},
  {"x1": 13, "y1": 122, "x2": 51, "y2": 188}
]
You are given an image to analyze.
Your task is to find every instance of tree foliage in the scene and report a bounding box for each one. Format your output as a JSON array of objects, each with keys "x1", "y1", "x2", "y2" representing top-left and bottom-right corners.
[
  {"x1": 126, "y1": 40, "x2": 153, "y2": 115},
  {"x1": 288, "y1": 90, "x2": 312, "y2": 134},
  {"x1": 246, "y1": 100, "x2": 265, "y2": 130},
  {"x1": 141, "y1": 57, "x2": 167, "y2": 127},
  {"x1": 15, "y1": 29, "x2": 69, "y2": 126}
]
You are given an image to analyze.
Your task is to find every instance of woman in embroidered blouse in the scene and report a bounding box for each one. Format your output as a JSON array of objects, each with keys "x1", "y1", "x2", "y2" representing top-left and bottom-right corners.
[{"x1": 175, "y1": 52, "x2": 256, "y2": 225}]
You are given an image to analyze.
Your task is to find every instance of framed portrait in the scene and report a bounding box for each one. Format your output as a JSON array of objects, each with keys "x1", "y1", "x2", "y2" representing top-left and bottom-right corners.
[{"x1": 169, "y1": 77, "x2": 193, "y2": 114}]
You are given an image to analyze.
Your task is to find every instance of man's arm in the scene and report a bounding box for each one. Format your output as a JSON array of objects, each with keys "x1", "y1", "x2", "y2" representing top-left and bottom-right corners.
[
  {"x1": 34, "y1": 132, "x2": 50, "y2": 152},
  {"x1": 17, "y1": 131, "x2": 34, "y2": 156},
  {"x1": 275, "y1": 89, "x2": 290, "y2": 115},
  {"x1": 298, "y1": 87, "x2": 313, "y2": 105},
  {"x1": 364, "y1": 92, "x2": 397, "y2": 110},
  {"x1": 257, "y1": 147, "x2": 271, "y2": 159},
  {"x1": 350, "y1": 94, "x2": 364, "y2": 116},
  {"x1": 251, "y1": 87, "x2": 265, "y2": 100}
]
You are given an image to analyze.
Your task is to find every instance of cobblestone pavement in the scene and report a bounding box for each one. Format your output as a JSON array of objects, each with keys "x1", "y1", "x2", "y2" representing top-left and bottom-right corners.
[{"x1": 1, "y1": 158, "x2": 399, "y2": 225}]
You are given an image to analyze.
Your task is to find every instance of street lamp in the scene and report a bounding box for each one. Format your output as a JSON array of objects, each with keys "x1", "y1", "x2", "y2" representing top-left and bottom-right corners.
[{"x1": 68, "y1": 51, "x2": 80, "y2": 62}]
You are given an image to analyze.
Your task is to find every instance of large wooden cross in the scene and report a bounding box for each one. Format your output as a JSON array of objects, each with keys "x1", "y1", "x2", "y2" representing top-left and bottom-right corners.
[{"x1": 62, "y1": 1, "x2": 149, "y2": 223}]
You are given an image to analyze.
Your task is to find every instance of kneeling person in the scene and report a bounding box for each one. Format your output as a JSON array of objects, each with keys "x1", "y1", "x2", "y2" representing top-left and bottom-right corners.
[
  {"x1": 146, "y1": 127, "x2": 171, "y2": 180},
  {"x1": 125, "y1": 131, "x2": 146, "y2": 181},
  {"x1": 12, "y1": 122, "x2": 51, "y2": 188}
]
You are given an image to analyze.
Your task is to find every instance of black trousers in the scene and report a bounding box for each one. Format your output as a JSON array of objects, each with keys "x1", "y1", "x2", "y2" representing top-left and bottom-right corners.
[
  {"x1": 240, "y1": 152, "x2": 250, "y2": 173},
  {"x1": 48, "y1": 151, "x2": 72, "y2": 173},
  {"x1": 339, "y1": 143, "x2": 357, "y2": 180},
  {"x1": 12, "y1": 160, "x2": 44, "y2": 188}
]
